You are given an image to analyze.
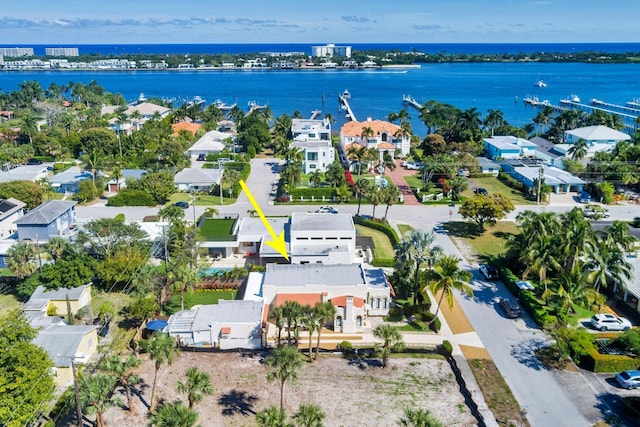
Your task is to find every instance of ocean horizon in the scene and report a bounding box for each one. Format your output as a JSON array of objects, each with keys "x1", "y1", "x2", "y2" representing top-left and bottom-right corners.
[{"x1": 3, "y1": 42, "x2": 640, "y2": 56}]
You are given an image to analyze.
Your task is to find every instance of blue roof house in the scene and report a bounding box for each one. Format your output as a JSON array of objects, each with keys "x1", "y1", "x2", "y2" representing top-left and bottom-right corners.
[
  {"x1": 49, "y1": 166, "x2": 93, "y2": 194},
  {"x1": 15, "y1": 200, "x2": 77, "y2": 241},
  {"x1": 484, "y1": 136, "x2": 537, "y2": 160}
]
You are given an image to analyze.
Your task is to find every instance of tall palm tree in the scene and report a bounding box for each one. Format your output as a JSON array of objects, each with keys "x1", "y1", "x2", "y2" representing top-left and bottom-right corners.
[
  {"x1": 256, "y1": 405, "x2": 292, "y2": 427},
  {"x1": 369, "y1": 188, "x2": 384, "y2": 219},
  {"x1": 148, "y1": 401, "x2": 199, "y2": 427},
  {"x1": 545, "y1": 267, "x2": 592, "y2": 315},
  {"x1": 603, "y1": 221, "x2": 637, "y2": 252},
  {"x1": 78, "y1": 373, "x2": 122, "y2": 427},
  {"x1": 382, "y1": 185, "x2": 401, "y2": 221},
  {"x1": 308, "y1": 170, "x2": 324, "y2": 187},
  {"x1": 265, "y1": 345, "x2": 303, "y2": 412},
  {"x1": 586, "y1": 239, "x2": 631, "y2": 292},
  {"x1": 397, "y1": 408, "x2": 443, "y2": 427},
  {"x1": 426, "y1": 255, "x2": 473, "y2": 321},
  {"x1": 394, "y1": 230, "x2": 443, "y2": 305},
  {"x1": 360, "y1": 126, "x2": 375, "y2": 144},
  {"x1": 567, "y1": 138, "x2": 589, "y2": 160},
  {"x1": 168, "y1": 261, "x2": 198, "y2": 311},
  {"x1": 142, "y1": 333, "x2": 180, "y2": 413},
  {"x1": 293, "y1": 404, "x2": 326, "y2": 427},
  {"x1": 354, "y1": 178, "x2": 372, "y2": 216},
  {"x1": 483, "y1": 109, "x2": 505, "y2": 137},
  {"x1": 6, "y1": 241, "x2": 38, "y2": 279},
  {"x1": 280, "y1": 301, "x2": 304, "y2": 345},
  {"x1": 372, "y1": 324, "x2": 404, "y2": 368},
  {"x1": 313, "y1": 301, "x2": 335, "y2": 361},
  {"x1": 20, "y1": 115, "x2": 39, "y2": 144},
  {"x1": 204, "y1": 207, "x2": 219, "y2": 218},
  {"x1": 99, "y1": 354, "x2": 141, "y2": 412},
  {"x1": 176, "y1": 366, "x2": 214, "y2": 409},
  {"x1": 45, "y1": 236, "x2": 71, "y2": 261},
  {"x1": 346, "y1": 143, "x2": 367, "y2": 176}
]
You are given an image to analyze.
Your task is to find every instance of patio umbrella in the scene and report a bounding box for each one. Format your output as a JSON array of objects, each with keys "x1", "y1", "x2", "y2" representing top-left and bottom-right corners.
[{"x1": 146, "y1": 319, "x2": 168, "y2": 331}]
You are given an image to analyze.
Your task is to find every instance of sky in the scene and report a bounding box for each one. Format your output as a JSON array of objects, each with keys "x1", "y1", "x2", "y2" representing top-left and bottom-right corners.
[{"x1": 1, "y1": 0, "x2": 639, "y2": 45}]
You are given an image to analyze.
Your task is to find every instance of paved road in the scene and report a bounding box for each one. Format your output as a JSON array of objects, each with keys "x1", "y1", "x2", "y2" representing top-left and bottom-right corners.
[{"x1": 74, "y1": 158, "x2": 640, "y2": 426}]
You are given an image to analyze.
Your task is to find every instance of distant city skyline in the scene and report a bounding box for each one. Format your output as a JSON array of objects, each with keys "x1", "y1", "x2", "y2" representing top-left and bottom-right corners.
[{"x1": 2, "y1": 0, "x2": 640, "y2": 45}]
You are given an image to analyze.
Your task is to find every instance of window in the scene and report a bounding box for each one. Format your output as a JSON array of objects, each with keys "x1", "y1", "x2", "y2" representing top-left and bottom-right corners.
[
  {"x1": 383, "y1": 298, "x2": 388, "y2": 308},
  {"x1": 356, "y1": 316, "x2": 362, "y2": 326},
  {"x1": 335, "y1": 316, "x2": 342, "y2": 327},
  {"x1": 376, "y1": 298, "x2": 381, "y2": 309},
  {"x1": 369, "y1": 297, "x2": 374, "y2": 307},
  {"x1": 308, "y1": 152, "x2": 318, "y2": 161},
  {"x1": 309, "y1": 164, "x2": 316, "y2": 169},
  {"x1": 301, "y1": 261, "x2": 309, "y2": 265},
  {"x1": 381, "y1": 133, "x2": 388, "y2": 141}
]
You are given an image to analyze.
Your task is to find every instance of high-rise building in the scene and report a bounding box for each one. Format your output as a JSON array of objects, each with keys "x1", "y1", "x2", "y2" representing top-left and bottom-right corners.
[
  {"x1": 45, "y1": 47, "x2": 79, "y2": 57},
  {"x1": 311, "y1": 43, "x2": 352, "y2": 58},
  {"x1": 0, "y1": 47, "x2": 34, "y2": 57}
]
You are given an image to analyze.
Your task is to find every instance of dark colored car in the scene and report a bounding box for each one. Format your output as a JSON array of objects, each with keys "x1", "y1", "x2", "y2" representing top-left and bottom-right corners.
[
  {"x1": 479, "y1": 264, "x2": 499, "y2": 280},
  {"x1": 475, "y1": 187, "x2": 488, "y2": 196},
  {"x1": 499, "y1": 298, "x2": 522, "y2": 318},
  {"x1": 26, "y1": 158, "x2": 43, "y2": 165},
  {"x1": 196, "y1": 153, "x2": 207, "y2": 161},
  {"x1": 174, "y1": 201, "x2": 190, "y2": 209}
]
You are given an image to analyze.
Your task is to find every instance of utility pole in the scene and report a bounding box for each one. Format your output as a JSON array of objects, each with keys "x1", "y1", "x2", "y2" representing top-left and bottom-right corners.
[
  {"x1": 537, "y1": 166, "x2": 544, "y2": 205},
  {"x1": 161, "y1": 225, "x2": 169, "y2": 316},
  {"x1": 71, "y1": 358, "x2": 83, "y2": 427},
  {"x1": 219, "y1": 162, "x2": 224, "y2": 206}
]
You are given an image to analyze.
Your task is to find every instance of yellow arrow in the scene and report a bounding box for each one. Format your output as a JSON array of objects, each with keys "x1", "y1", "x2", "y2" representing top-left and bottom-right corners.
[{"x1": 239, "y1": 180, "x2": 289, "y2": 260}]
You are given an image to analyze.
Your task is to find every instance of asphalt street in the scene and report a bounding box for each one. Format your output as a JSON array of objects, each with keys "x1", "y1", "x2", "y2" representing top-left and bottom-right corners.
[{"x1": 75, "y1": 158, "x2": 640, "y2": 426}]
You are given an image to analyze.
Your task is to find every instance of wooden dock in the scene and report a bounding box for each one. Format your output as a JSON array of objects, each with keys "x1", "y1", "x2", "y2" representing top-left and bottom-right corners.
[
  {"x1": 402, "y1": 94, "x2": 423, "y2": 110},
  {"x1": 338, "y1": 94, "x2": 357, "y2": 122}
]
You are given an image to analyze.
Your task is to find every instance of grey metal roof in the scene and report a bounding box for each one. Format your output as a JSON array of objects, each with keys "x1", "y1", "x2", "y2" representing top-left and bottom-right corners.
[
  {"x1": 290, "y1": 212, "x2": 354, "y2": 232},
  {"x1": 0, "y1": 197, "x2": 25, "y2": 220},
  {"x1": 623, "y1": 256, "x2": 640, "y2": 301},
  {"x1": 565, "y1": 125, "x2": 631, "y2": 142},
  {"x1": 191, "y1": 300, "x2": 263, "y2": 331},
  {"x1": 0, "y1": 165, "x2": 48, "y2": 183},
  {"x1": 173, "y1": 168, "x2": 222, "y2": 184},
  {"x1": 29, "y1": 284, "x2": 90, "y2": 302},
  {"x1": 49, "y1": 166, "x2": 92, "y2": 185},
  {"x1": 15, "y1": 200, "x2": 76, "y2": 225},
  {"x1": 263, "y1": 263, "x2": 365, "y2": 287},
  {"x1": 364, "y1": 268, "x2": 390, "y2": 288},
  {"x1": 475, "y1": 156, "x2": 500, "y2": 169},
  {"x1": 32, "y1": 325, "x2": 97, "y2": 367}
]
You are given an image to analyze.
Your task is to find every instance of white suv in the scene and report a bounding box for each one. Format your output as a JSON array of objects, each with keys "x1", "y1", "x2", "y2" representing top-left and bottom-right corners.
[{"x1": 590, "y1": 314, "x2": 632, "y2": 331}]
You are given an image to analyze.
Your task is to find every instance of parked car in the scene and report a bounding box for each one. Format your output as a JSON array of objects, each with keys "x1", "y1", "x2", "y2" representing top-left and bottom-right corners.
[
  {"x1": 615, "y1": 370, "x2": 640, "y2": 389},
  {"x1": 196, "y1": 153, "x2": 207, "y2": 161},
  {"x1": 433, "y1": 224, "x2": 448, "y2": 234},
  {"x1": 315, "y1": 206, "x2": 338, "y2": 214},
  {"x1": 479, "y1": 264, "x2": 499, "y2": 280},
  {"x1": 499, "y1": 298, "x2": 522, "y2": 318},
  {"x1": 174, "y1": 201, "x2": 190, "y2": 209},
  {"x1": 475, "y1": 188, "x2": 488, "y2": 196},
  {"x1": 590, "y1": 313, "x2": 632, "y2": 331},
  {"x1": 578, "y1": 190, "x2": 591, "y2": 203},
  {"x1": 26, "y1": 158, "x2": 43, "y2": 165}
]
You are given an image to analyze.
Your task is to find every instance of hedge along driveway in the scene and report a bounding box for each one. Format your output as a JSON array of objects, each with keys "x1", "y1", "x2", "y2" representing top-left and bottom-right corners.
[{"x1": 355, "y1": 225, "x2": 395, "y2": 259}]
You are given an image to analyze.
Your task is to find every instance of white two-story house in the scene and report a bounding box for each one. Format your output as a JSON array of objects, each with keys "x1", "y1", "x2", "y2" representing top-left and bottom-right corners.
[{"x1": 290, "y1": 118, "x2": 334, "y2": 173}]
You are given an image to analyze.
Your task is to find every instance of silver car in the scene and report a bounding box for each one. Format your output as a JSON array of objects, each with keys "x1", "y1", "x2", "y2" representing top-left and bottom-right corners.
[{"x1": 590, "y1": 314, "x2": 632, "y2": 331}]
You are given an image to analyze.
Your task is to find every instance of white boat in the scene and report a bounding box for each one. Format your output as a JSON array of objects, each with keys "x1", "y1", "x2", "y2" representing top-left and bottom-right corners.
[
  {"x1": 571, "y1": 94, "x2": 581, "y2": 103},
  {"x1": 535, "y1": 80, "x2": 547, "y2": 88},
  {"x1": 342, "y1": 89, "x2": 351, "y2": 99}
]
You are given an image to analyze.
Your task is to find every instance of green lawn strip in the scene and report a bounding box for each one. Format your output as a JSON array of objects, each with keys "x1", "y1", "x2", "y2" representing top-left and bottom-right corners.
[
  {"x1": 165, "y1": 290, "x2": 236, "y2": 314},
  {"x1": 0, "y1": 268, "x2": 15, "y2": 277},
  {"x1": 447, "y1": 221, "x2": 520, "y2": 263},
  {"x1": 0, "y1": 294, "x2": 20, "y2": 315},
  {"x1": 169, "y1": 192, "x2": 237, "y2": 206},
  {"x1": 397, "y1": 224, "x2": 414, "y2": 236},
  {"x1": 355, "y1": 224, "x2": 395, "y2": 259},
  {"x1": 466, "y1": 176, "x2": 535, "y2": 205},
  {"x1": 199, "y1": 218, "x2": 236, "y2": 240},
  {"x1": 468, "y1": 359, "x2": 530, "y2": 427}
]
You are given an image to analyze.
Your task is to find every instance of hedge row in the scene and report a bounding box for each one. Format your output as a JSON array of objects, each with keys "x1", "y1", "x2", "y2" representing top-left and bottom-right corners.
[
  {"x1": 579, "y1": 349, "x2": 640, "y2": 373},
  {"x1": 498, "y1": 266, "x2": 522, "y2": 297},
  {"x1": 353, "y1": 216, "x2": 399, "y2": 246},
  {"x1": 107, "y1": 189, "x2": 156, "y2": 207},
  {"x1": 498, "y1": 172, "x2": 525, "y2": 192},
  {"x1": 371, "y1": 258, "x2": 395, "y2": 267},
  {"x1": 499, "y1": 266, "x2": 556, "y2": 327},
  {"x1": 289, "y1": 187, "x2": 338, "y2": 199}
]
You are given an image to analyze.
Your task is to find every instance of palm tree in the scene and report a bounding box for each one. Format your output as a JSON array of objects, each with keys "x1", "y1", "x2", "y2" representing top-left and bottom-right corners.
[
  {"x1": 313, "y1": 301, "x2": 335, "y2": 361},
  {"x1": 369, "y1": 188, "x2": 383, "y2": 219},
  {"x1": 293, "y1": 404, "x2": 326, "y2": 427},
  {"x1": 567, "y1": 138, "x2": 589, "y2": 160},
  {"x1": 265, "y1": 345, "x2": 303, "y2": 412},
  {"x1": 483, "y1": 109, "x2": 505, "y2": 137},
  {"x1": 99, "y1": 354, "x2": 141, "y2": 412},
  {"x1": 382, "y1": 185, "x2": 401, "y2": 221},
  {"x1": 308, "y1": 170, "x2": 324, "y2": 187},
  {"x1": 78, "y1": 373, "x2": 122, "y2": 427},
  {"x1": 545, "y1": 268, "x2": 592, "y2": 315},
  {"x1": 44, "y1": 236, "x2": 71, "y2": 261},
  {"x1": 168, "y1": 261, "x2": 198, "y2": 311},
  {"x1": 394, "y1": 230, "x2": 443, "y2": 305},
  {"x1": 586, "y1": 239, "x2": 631, "y2": 292},
  {"x1": 603, "y1": 221, "x2": 637, "y2": 253},
  {"x1": 360, "y1": 126, "x2": 375, "y2": 144},
  {"x1": 256, "y1": 405, "x2": 292, "y2": 427},
  {"x1": 20, "y1": 115, "x2": 39, "y2": 144},
  {"x1": 204, "y1": 207, "x2": 219, "y2": 218},
  {"x1": 281, "y1": 300, "x2": 304, "y2": 345},
  {"x1": 142, "y1": 333, "x2": 180, "y2": 413},
  {"x1": 372, "y1": 324, "x2": 404, "y2": 368},
  {"x1": 397, "y1": 408, "x2": 443, "y2": 427},
  {"x1": 176, "y1": 366, "x2": 214, "y2": 409},
  {"x1": 426, "y1": 255, "x2": 473, "y2": 321},
  {"x1": 148, "y1": 401, "x2": 199, "y2": 427},
  {"x1": 354, "y1": 179, "x2": 372, "y2": 216},
  {"x1": 6, "y1": 241, "x2": 38, "y2": 279}
]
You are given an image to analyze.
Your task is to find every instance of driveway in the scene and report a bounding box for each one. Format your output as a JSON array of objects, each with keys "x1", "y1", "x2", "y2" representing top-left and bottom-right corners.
[{"x1": 386, "y1": 161, "x2": 420, "y2": 205}]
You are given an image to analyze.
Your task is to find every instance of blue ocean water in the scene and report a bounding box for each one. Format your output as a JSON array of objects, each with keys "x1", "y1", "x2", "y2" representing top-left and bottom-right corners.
[{"x1": 2, "y1": 61, "x2": 640, "y2": 136}]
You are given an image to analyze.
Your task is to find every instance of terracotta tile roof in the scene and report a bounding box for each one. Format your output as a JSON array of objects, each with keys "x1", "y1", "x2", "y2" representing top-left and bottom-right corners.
[
  {"x1": 341, "y1": 119, "x2": 400, "y2": 137},
  {"x1": 377, "y1": 142, "x2": 396, "y2": 150},
  {"x1": 273, "y1": 293, "x2": 322, "y2": 308},
  {"x1": 330, "y1": 296, "x2": 365, "y2": 308},
  {"x1": 172, "y1": 122, "x2": 202, "y2": 136},
  {"x1": 220, "y1": 327, "x2": 231, "y2": 334}
]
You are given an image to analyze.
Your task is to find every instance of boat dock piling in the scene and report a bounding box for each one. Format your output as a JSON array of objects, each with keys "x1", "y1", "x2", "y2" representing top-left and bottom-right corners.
[
  {"x1": 338, "y1": 94, "x2": 357, "y2": 122},
  {"x1": 402, "y1": 94, "x2": 423, "y2": 110}
]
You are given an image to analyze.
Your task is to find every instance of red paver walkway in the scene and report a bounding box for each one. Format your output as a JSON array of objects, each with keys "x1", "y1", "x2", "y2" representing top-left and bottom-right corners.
[{"x1": 386, "y1": 160, "x2": 421, "y2": 205}]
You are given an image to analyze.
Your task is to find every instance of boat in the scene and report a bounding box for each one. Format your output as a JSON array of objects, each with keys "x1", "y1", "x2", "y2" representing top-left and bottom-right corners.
[
  {"x1": 341, "y1": 89, "x2": 351, "y2": 99},
  {"x1": 535, "y1": 79, "x2": 547, "y2": 88}
]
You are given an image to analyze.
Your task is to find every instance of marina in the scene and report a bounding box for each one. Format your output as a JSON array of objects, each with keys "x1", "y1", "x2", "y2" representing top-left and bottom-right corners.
[
  {"x1": 402, "y1": 94, "x2": 424, "y2": 111},
  {"x1": 338, "y1": 90, "x2": 357, "y2": 122}
]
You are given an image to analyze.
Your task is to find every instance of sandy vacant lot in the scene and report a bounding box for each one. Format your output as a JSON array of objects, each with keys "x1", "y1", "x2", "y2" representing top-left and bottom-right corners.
[{"x1": 102, "y1": 351, "x2": 477, "y2": 427}]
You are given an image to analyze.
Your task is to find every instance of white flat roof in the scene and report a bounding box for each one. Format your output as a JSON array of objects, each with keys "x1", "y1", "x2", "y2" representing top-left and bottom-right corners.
[{"x1": 290, "y1": 212, "x2": 354, "y2": 232}]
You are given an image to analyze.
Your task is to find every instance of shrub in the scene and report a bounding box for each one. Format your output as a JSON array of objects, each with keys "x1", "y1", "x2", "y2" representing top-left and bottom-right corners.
[
  {"x1": 497, "y1": 172, "x2": 525, "y2": 191},
  {"x1": 338, "y1": 341, "x2": 353, "y2": 353},
  {"x1": 143, "y1": 215, "x2": 160, "y2": 222},
  {"x1": 519, "y1": 291, "x2": 556, "y2": 328},
  {"x1": 107, "y1": 189, "x2": 156, "y2": 207},
  {"x1": 614, "y1": 329, "x2": 640, "y2": 355},
  {"x1": 498, "y1": 266, "x2": 521, "y2": 296},
  {"x1": 441, "y1": 340, "x2": 453, "y2": 355},
  {"x1": 420, "y1": 312, "x2": 441, "y2": 332},
  {"x1": 353, "y1": 216, "x2": 399, "y2": 246},
  {"x1": 579, "y1": 349, "x2": 640, "y2": 373},
  {"x1": 289, "y1": 187, "x2": 338, "y2": 200},
  {"x1": 633, "y1": 217, "x2": 640, "y2": 228},
  {"x1": 371, "y1": 258, "x2": 395, "y2": 267}
]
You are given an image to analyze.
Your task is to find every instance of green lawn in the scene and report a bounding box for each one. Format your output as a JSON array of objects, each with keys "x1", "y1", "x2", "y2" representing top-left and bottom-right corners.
[
  {"x1": 199, "y1": 218, "x2": 236, "y2": 240},
  {"x1": 166, "y1": 290, "x2": 236, "y2": 314},
  {"x1": 446, "y1": 220, "x2": 520, "y2": 263},
  {"x1": 463, "y1": 176, "x2": 535, "y2": 205},
  {"x1": 397, "y1": 224, "x2": 414, "y2": 236},
  {"x1": 169, "y1": 193, "x2": 237, "y2": 206},
  {"x1": 0, "y1": 294, "x2": 20, "y2": 315},
  {"x1": 355, "y1": 224, "x2": 395, "y2": 259}
]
